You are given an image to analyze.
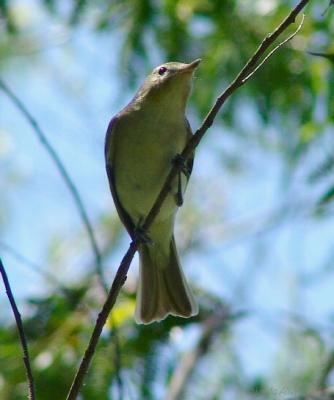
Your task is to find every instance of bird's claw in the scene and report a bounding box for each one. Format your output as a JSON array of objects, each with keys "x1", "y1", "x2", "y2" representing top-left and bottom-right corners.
[
  {"x1": 133, "y1": 225, "x2": 153, "y2": 245},
  {"x1": 172, "y1": 154, "x2": 190, "y2": 178}
]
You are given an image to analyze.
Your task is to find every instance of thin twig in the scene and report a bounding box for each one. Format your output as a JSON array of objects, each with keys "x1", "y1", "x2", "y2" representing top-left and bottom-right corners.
[
  {"x1": 241, "y1": 14, "x2": 305, "y2": 83},
  {"x1": 0, "y1": 78, "x2": 124, "y2": 387},
  {"x1": 66, "y1": 1, "x2": 309, "y2": 398},
  {"x1": 0, "y1": 241, "x2": 63, "y2": 287},
  {"x1": 0, "y1": 257, "x2": 36, "y2": 400},
  {"x1": 165, "y1": 308, "x2": 228, "y2": 400},
  {"x1": 317, "y1": 349, "x2": 334, "y2": 390},
  {"x1": 308, "y1": 51, "x2": 334, "y2": 63},
  {"x1": 141, "y1": 5, "x2": 307, "y2": 233},
  {"x1": 110, "y1": 320, "x2": 124, "y2": 400},
  {"x1": 66, "y1": 242, "x2": 137, "y2": 400},
  {"x1": 322, "y1": 0, "x2": 334, "y2": 16},
  {"x1": 0, "y1": 78, "x2": 107, "y2": 292}
]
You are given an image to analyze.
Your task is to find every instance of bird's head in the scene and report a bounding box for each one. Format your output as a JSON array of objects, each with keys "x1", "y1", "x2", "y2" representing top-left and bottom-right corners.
[{"x1": 133, "y1": 59, "x2": 201, "y2": 112}]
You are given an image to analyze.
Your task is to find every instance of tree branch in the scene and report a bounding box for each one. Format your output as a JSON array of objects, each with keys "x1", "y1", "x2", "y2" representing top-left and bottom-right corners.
[
  {"x1": 0, "y1": 78, "x2": 107, "y2": 292},
  {"x1": 322, "y1": 0, "x2": 334, "y2": 16},
  {"x1": 0, "y1": 241, "x2": 64, "y2": 287},
  {"x1": 241, "y1": 14, "x2": 305, "y2": 83},
  {"x1": 0, "y1": 257, "x2": 36, "y2": 400},
  {"x1": 165, "y1": 307, "x2": 229, "y2": 400},
  {"x1": 0, "y1": 78, "x2": 124, "y2": 392},
  {"x1": 317, "y1": 349, "x2": 334, "y2": 390},
  {"x1": 66, "y1": 1, "x2": 310, "y2": 398},
  {"x1": 66, "y1": 242, "x2": 137, "y2": 400}
]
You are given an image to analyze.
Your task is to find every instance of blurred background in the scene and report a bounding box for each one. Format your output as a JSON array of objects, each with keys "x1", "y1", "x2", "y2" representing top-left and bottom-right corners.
[{"x1": 1, "y1": 0, "x2": 334, "y2": 399}]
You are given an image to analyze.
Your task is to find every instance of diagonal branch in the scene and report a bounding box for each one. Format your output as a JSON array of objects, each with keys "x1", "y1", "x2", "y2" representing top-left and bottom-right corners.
[
  {"x1": 241, "y1": 14, "x2": 305, "y2": 83},
  {"x1": 322, "y1": 0, "x2": 334, "y2": 16},
  {"x1": 317, "y1": 348, "x2": 334, "y2": 390},
  {"x1": 165, "y1": 307, "x2": 229, "y2": 400},
  {"x1": 0, "y1": 78, "x2": 107, "y2": 292},
  {"x1": 66, "y1": 1, "x2": 310, "y2": 398},
  {"x1": 0, "y1": 257, "x2": 36, "y2": 400},
  {"x1": 0, "y1": 78, "x2": 124, "y2": 391},
  {"x1": 0, "y1": 241, "x2": 64, "y2": 287}
]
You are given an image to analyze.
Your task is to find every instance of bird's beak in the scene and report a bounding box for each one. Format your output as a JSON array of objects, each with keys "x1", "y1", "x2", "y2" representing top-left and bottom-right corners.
[
  {"x1": 179, "y1": 58, "x2": 202, "y2": 73},
  {"x1": 188, "y1": 58, "x2": 202, "y2": 69}
]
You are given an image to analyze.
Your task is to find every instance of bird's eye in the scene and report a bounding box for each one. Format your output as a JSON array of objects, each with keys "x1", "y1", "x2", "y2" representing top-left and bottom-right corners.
[{"x1": 158, "y1": 66, "x2": 168, "y2": 76}]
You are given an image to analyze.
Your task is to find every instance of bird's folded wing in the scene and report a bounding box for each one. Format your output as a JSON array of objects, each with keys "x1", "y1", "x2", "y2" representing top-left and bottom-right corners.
[{"x1": 105, "y1": 116, "x2": 135, "y2": 237}]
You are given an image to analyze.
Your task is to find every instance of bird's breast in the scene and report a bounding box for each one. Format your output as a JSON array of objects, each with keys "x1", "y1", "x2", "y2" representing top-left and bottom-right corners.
[{"x1": 114, "y1": 111, "x2": 189, "y2": 222}]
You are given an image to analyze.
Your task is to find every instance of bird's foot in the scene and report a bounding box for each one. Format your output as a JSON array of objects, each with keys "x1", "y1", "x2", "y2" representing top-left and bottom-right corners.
[
  {"x1": 133, "y1": 225, "x2": 153, "y2": 245},
  {"x1": 172, "y1": 154, "x2": 191, "y2": 178}
]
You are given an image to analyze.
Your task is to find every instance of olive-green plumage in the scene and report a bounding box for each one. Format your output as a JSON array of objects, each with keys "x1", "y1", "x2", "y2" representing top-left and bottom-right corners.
[{"x1": 105, "y1": 59, "x2": 200, "y2": 324}]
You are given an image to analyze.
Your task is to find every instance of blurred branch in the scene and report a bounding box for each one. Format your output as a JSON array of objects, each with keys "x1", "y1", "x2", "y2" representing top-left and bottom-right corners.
[
  {"x1": 109, "y1": 320, "x2": 124, "y2": 400},
  {"x1": 0, "y1": 78, "x2": 124, "y2": 393},
  {"x1": 317, "y1": 349, "x2": 334, "y2": 390},
  {"x1": 0, "y1": 78, "x2": 107, "y2": 292},
  {"x1": 0, "y1": 241, "x2": 63, "y2": 287},
  {"x1": 0, "y1": 257, "x2": 36, "y2": 400},
  {"x1": 66, "y1": 241, "x2": 137, "y2": 400},
  {"x1": 66, "y1": 1, "x2": 309, "y2": 398},
  {"x1": 165, "y1": 308, "x2": 229, "y2": 400},
  {"x1": 308, "y1": 51, "x2": 334, "y2": 64},
  {"x1": 322, "y1": 0, "x2": 334, "y2": 16}
]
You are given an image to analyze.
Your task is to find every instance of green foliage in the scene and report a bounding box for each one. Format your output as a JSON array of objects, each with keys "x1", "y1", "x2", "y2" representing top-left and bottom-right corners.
[
  {"x1": 0, "y1": 0, "x2": 17, "y2": 33},
  {"x1": 0, "y1": 284, "x2": 230, "y2": 399}
]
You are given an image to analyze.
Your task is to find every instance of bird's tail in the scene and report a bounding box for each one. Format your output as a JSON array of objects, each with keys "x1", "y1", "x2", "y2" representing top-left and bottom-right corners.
[{"x1": 135, "y1": 236, "x2": 198, "y2": 324}]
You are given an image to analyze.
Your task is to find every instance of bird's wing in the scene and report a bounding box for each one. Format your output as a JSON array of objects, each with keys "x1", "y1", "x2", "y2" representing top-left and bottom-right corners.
[{"x1": 105, "y1": 116, "x2": 135, "y2": 237}]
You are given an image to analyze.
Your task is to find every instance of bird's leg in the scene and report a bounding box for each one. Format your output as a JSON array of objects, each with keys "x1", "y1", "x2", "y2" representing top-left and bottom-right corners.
[
  {"x1": 172, "y1": 154, "x2": 190, "y2": 207},
  {"x1": 176, "y1": 172, "x2": 183, "y2": 207}
]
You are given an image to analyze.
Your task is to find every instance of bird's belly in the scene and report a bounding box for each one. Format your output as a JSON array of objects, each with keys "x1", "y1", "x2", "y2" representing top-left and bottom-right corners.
[
  {"x1": 116, "y1": 153, "x2": 179, "y2": 223},
  {"x1": 115, "y1": 122, "x2": 188, "y2": 224}
]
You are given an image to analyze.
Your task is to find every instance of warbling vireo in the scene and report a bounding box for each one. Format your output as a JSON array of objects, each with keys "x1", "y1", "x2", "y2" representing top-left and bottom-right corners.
[{"x1": 105, "y1": 59, "x2": 201, "y2": 324}]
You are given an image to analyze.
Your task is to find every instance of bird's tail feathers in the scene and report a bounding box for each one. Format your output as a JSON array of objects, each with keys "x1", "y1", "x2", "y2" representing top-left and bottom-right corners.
[{"x1": 135, "y1": 237, "x2": 197, "y2": 324}]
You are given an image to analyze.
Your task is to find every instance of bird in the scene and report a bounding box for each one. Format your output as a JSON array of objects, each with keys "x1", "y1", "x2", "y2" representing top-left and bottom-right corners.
[{"x1": 105, "y1": 59, "x2": 201, "y2": 324}]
